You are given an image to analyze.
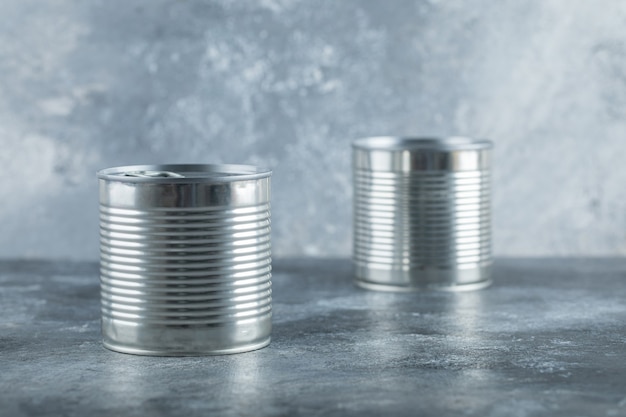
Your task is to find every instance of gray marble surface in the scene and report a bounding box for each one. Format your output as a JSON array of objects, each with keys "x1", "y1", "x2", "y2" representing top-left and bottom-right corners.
[
  {"x1": 1, "y1": 258, "x2": 626, "y2": 416},
  {"x1": 3, "y1": 0, "x2": 626, "y2": 260}
]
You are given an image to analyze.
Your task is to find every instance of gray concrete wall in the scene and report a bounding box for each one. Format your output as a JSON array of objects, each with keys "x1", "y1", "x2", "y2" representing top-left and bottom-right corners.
[{"x1": 1, "y1": 0, "x2": 625, "y2": 260}]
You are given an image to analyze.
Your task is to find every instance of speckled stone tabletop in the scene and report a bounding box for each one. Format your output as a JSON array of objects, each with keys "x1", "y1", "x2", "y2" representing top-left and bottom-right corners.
[{"x1": 1, "y1": 258, "x2": 626, "y2": 416}]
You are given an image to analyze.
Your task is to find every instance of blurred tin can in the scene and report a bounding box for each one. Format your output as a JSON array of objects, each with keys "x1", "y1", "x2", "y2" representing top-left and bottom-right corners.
[
  {"x1": 352, "y1": 137, "x2": 493, "y2": 291},
  {"x1": 98, "y1": 164, "x2": 272, "y2": 355}
]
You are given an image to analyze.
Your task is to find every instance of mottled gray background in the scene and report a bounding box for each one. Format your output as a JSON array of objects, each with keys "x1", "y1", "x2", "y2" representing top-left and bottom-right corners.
[{"x1": 1, "y1": 0, "x2": 625, "y2": 260}]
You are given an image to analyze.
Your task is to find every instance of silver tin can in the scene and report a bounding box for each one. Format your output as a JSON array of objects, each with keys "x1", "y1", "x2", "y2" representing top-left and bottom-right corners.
[
  {"x1": 98, "y1": 164, "x2": 272, "y2": 355},
  {"x1": 353, "y1": 137, "x2": 493, "y2": 291}
]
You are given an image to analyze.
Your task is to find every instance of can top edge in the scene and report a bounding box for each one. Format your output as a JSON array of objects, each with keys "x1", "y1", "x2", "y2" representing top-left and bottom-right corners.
[
  {"x1": 352, "y1": 136, "x2": 493, "y2": 151},
  {"x1": 97, "y1": 164, "x2": 272, "y2": 183}
]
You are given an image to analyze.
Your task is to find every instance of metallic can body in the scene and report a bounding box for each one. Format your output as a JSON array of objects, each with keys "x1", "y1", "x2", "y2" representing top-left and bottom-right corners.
[
  {"x1": 353, "y1": 137, "x2": 493, "y2": 291},
  {"x1": 98, "y1": 164, "x2": 272, "y2": 355}
]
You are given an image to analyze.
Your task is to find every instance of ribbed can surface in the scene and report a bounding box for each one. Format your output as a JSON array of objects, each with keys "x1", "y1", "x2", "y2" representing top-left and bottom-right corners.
[
  {"x1": 98, "y1": 164, "x2": 272, "y2": 355},
  {"x1": 353, "y1": 137, "x2": 493, "y2": 291}
]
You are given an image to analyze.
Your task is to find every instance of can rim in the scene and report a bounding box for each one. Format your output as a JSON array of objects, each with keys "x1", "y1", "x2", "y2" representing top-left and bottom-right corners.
[
  {"x1": 97, "y1": 164, "x2": 272, "y2": 183},
  {"x1": 352, "y1": 136, "x2": 493, "y2": 151}
]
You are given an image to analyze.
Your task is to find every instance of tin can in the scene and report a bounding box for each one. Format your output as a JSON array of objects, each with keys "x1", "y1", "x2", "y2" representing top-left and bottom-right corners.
[
  {"x1": 352, "y1": 137, "x2": 493, "y2": 291},
  {"x1": 98, "y1": 164, "x2": 272, "y2": 355}
]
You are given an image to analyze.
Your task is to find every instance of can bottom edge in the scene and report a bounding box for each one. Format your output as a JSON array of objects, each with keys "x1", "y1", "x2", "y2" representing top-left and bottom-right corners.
[
  {"x1": 353, "y1": 262, "x2": 492, "y2": 292},
  {"x1": 102, "y1": 337, "x2": 271, "y2": 357},
  {"x1": 354, "y1": 279, "x2": 492, "y2": 292}
]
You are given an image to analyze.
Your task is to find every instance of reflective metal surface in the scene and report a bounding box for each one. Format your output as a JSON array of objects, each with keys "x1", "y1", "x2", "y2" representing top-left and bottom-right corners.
[
  {"x1": 98, "y1": 164, "x2": 272, "y2": 355},
  {"x1": 353, "y1": 137, "x2": 493, "y2": 291}
]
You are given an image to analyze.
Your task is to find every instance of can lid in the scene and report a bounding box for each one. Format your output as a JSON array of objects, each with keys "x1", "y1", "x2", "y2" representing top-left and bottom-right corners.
[
  {"x1": 352, "y1": 136, "x2": 493, "y2": 151},
  {"x1": 97, "y1": 164, "x2": 272, "y2": 183}
]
